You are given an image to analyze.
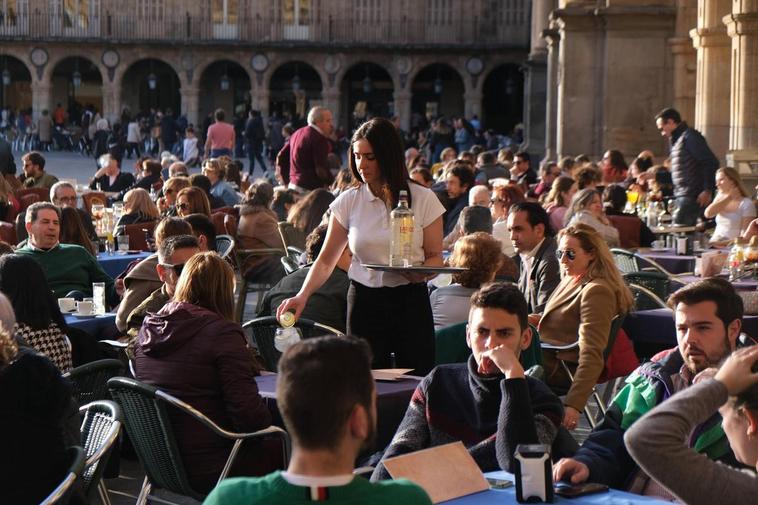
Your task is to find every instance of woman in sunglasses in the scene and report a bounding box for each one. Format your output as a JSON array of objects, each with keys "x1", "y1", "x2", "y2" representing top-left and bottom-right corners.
[
  {"x1": 157, "y1": 176, "x2": 190, "y2": 216},
  {"x1": 175, "y1": 186, "x2": 212, "y2": 218},
  {"x1": 536, "y1": 224, "x2": 633, "y2": 430}
]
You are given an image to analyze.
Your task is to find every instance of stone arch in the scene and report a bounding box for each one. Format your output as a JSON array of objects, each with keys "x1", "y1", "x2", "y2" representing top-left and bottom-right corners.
[
  {"x1": 268, "y1": 60, "x2": 323, "y2": 122},
  {"x1": 48, "y1": 56, "x2": 104, "y2": 124},
  {"x1": 339, "y1": 61, "x2": 395, "y2": 130},
  {"x1": 0, "y1": 53, "x2": 34, "y2": 111},
  {"x1": 410, "y1": 62, "x2": 465, "y2": 122},
  {"x1": 120, "y1": 58, "x2": 182, "y2": 116},
  {"x1": 197, "y1": 59, "x2": 253, "y2": 125},
  {"x1": 481, "y1": 63, "x2": 524, "y2": 134}
]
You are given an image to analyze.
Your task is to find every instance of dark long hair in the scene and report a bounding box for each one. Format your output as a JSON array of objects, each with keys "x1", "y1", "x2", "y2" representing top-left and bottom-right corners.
[
  {"x1": 287, "y1": 188, "x2": 335, "y2": 237},
  {"x1": 348, "y1": 117, "x2": 419, "y2": 208},
  {"x1": 60, "y1": 207, "x2": 96, "y2": 256},
  {"x1": 0, "y1": 254, "x2": 67, "y2": 331}
]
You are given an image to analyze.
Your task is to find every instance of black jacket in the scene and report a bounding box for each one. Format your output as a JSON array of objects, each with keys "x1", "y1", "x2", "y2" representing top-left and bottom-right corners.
[
  {"x1": 517, "y1": 237, "x2": 561, "y2": 314},
  {"x1": 669, "y1": 122, "x2": 719, "y2": 199}
]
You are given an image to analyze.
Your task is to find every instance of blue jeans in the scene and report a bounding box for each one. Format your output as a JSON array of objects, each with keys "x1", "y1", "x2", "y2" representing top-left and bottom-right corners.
[
  {"x1": 674, "y1": 196, "x2": 700, "y2": 226},
  {"x1": 210, "y1": 148, "x2": 232, "y2": 158}
]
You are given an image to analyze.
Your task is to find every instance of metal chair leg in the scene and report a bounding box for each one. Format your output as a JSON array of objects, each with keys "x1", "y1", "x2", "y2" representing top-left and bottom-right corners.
[
  {"x1": 135, "y1": 477, "x2": 151, "y2": 505},
  {"x1": 98, "y1": 481, "x2": 112, "y2": 505}
]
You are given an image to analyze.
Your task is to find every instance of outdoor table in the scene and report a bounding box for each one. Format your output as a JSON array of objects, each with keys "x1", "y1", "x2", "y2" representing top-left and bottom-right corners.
[
  {"x1": 441, "y1": 470, "x2": 670, "y2": 504},
  {"x1": 676, "y1": 274, "x2": 758, "y2": 290},
  {"x1": 623, "y1": 308, "x2": 758, "y2": 350},
  {"x1": 650, "y1": 225, "x2": 697, "y2": 235},
  {"x1": 97, "y1": 251, "x2": 151, "y2": 278},
  {"x1": 65, "y1": 312, "x2": 119, "y2": 341},
  {"x1": 255, "y1": 373, "x2": 419, "y2": 451},
  {"x1": 636, "y1": 248, "x2": 696, "y2": 274}
]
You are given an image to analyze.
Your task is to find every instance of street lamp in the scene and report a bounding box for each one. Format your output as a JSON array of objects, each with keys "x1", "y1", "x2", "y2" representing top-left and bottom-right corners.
[
  {"x1": 72, "y1": 71, "x2": 82, "y2": 88},
  {"x1": 362, "y1": 64, "x2": 373, "y2": 94},
  {"x1": 147, "y1": 72, "x2": 157, "y2": 90},
  {"x1": 433, "y1": 77, "x2": 443, "y2": 95},
  {"x1": 220, "y1": 74, "x2": 230, "y2": 91},
  {"x1": 1, "y1": 70, "x2": 9, "y2": 87}
]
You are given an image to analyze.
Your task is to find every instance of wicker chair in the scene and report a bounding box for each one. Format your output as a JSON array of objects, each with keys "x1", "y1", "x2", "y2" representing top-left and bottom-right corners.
[
  {"x1": 39, "y1": 446, "x2": 86, "y2": 505},
  {"x1": 108, "y1": 377, "x2": 290, "y2": 504},
  {"x1": 82, "y1": 191, "x2": 107, "y2": 215},
  {"x1": 79, "y1": 400, "x2": 122, "y2": 505},
  {"x1": 234, "y1": 247, "x2": 286, "y2": 322},
  {"x1": 623, "y1": 271, "x2": 670, "y2": 310},
  {"x1": 243, "y1": 316, "x2": 344, "y2": 372},
  {"x1": 215, "y1": 234, "x2": 236, "y2": 260},
  {"x1": 64, "y1": 359, "x2": 125, "y2": 407},
  {"x1": 281, "y1": 255, "x2": 299, "y2": 274}
]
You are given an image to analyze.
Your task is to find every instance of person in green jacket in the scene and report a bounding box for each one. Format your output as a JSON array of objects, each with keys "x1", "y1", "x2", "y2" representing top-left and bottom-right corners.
[{"x1": 204, "y1": 336, "x2": 432, "y2": 505}]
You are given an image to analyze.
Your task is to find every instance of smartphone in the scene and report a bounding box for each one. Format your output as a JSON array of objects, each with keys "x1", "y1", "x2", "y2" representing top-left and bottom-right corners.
[
  {"x1": 486, "y1": 477, "x2": 513, "y2": 490},
  {"x1": 554, "y1": 481, "x2": 609, "y2": 498}
]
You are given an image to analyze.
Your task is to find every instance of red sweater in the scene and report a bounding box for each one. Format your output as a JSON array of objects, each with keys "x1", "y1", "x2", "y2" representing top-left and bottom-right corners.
[{"x1": 288, "y1": 125, "x2": 331, "y2": 190}]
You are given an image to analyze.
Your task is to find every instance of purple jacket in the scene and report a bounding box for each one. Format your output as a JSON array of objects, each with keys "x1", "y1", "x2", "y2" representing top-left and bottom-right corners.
[{"x1": 134, "y1": 301, "x2": 271, "y2": 491}]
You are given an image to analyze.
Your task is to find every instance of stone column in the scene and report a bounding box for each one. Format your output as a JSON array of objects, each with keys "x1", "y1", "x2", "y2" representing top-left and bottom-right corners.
[
  {"x1": 463, "y1": 90, "x2": 482, "y2": 121},
  {"x1": 522, "y1": 0, "x2": 554, "y2": 161},
  {"x1": 543, "y1": 28, "x2": 560, "y2": 161},
  {"x1": 393, "y1": 90, "x2": 412, "y2": 132},
  {"x1": 689, "y1": 0, "x2": 731, "y2": 162},
  {"x1": 724, "y1": 9, "x2": 758, "y2": 152},
  {"x1": 251, "y1": 86, "x2": 270, "y2": 120},
  {"x1": 321, "y1": 87, "x2": 340, "y2": 127},
  {"x1": 668, "y1": 0, "x2": 697, "y2": 123},
  {"x1": 180, "y1": 86, "x2": 200, "y2": 127},
  {"x1": 101, "y1": 81, "x2": 119, "y2": 125},
  {"x1": 31, "y1": 81, "x2": 52, "y2": 121}
]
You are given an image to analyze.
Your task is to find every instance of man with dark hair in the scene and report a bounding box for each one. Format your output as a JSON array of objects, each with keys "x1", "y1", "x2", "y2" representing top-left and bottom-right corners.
[
  {"x1": 183, "y1": 213, "x2": 217, "y2": 252},
  {"x1": 372, "y1": 283, "x2": 563, "y2": 480},
  {"x1": 125, "y1": 234, "x2": 199, "y2": 339},
  {"x1": 554, "y1": 278, "x2": 744, "y2": 497},
  {"x1": 245, "y1": 109, "x2": 267, "y2": 177},
  {"x1": 16, "y1": 202, "x2": 118, "y2": 304},
  {"x1": 507, "y1": 202, "x2": 560, "y2": 314},
  {"x1": 259, "y1": 224, "x2": 351, "y2": 332},
  {"x1": 205, "y1": 335, "x2": 432, "y2": 505},
  {"x1": 20, "y1": 151, "x2": 59, "y2": 189},
  {"x1": 205, "y1": 108, "x2": 235, "y2": 158},
  {"x1": 474, "y1": 151, "x2": 508, "y2": 185},
  {"x1": 511, "y1": 151, "x2": 536, "y2": 187},
  {"x1": 116, "y1": 217, "x2": 194, "y2": 332},
  {"x1": 279, "y1": 106, "x2": 334, "y2": 192},
  {"x1": 654, "y1": 107, "x2": 719, "y2": 225},
  {"x1": 575, "y1": 166, "x2": 601, "y2": 191},
  {"x1": 444, "y1": 162, "x2": 475, "y2": 235}
]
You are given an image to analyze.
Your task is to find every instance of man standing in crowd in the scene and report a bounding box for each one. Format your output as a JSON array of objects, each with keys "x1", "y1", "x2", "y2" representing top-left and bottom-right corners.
[
  {"x1": 20, "y1": 151, "x2": 59, "y2": 189},
  {"x1": 17, "y1": 202, "x2": 119, "y2": 305},
  {"x1": 0, "y1": 132, "x2": 15, "y2": 180},
  {"x1": 372, "y1": 283, "x2": 563, "y2": 480},
  {"x1": 204, "y1": 335, "x2": 433, "y2": 505},
  {"x1": 554, "y1": 278, "x2": 743, "y2": 498},
  {"x1": 444, "y1": 161, "x2": 475, "y2": 236},
  {"x1": 510, "y1": 151, "x2": 537, "y2": 188},
  {"x1": 474, "y1": 151, "x2": 508, "y2": 185},
  {"x1": 280, "y1": 106, "x2": 334, "y2": 192},
  {"x1": 204, "y1": 108, "x2": 235, "y2": 159},
  {"x1": 654, "y1": 108, "x2": 719, "y2": 225},
  {"x1": 245, "y1": 109, "x2": 268, "y2": 177},
  {"x1": 507, "y1": 202, "x2": 560, "y2": 314}
]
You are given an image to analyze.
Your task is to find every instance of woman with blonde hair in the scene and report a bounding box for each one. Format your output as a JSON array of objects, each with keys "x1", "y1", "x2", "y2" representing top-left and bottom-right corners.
[
  {"x1": 114, "y1": 187, "x2": 160, "y2": 236},
  {"x1": 134, "y1": 252, "x2": 276, "y2": 493},
  {"x1": 175, "y1": 186, "x2": 212, "y2": 217},
  {"x1": 536, "y1": 223, "x2": 634, "y2": 430},
  {"x1": 544, "y1": 176, "x2": 577, "y2": 233},
  {"x1": 705, "y1": 167, "x2": 755, "y2": 243},
  {"x1": 430, "y1": 232, "x2": 503, "y2": 330},
  {"x1": 157, "y1": 176, "x2": 191, "y2": 216},
  {"x1": 564, "y1": 188, "x2": 620, "y2": 247}
]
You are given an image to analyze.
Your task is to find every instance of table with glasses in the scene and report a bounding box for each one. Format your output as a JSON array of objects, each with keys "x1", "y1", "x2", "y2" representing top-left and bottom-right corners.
[
  {"x1": 441, "y1": 471, "x2": 670, "y2": 504},
  {"x1": 254, "y1": 373, "x2": 419, "y2": 451},
  {"x1": 97, "y1": 251, "x2": 152, "y2": 278},
  {"x1": 636, "y1": 248, "x2": 697, "y2": 274}
]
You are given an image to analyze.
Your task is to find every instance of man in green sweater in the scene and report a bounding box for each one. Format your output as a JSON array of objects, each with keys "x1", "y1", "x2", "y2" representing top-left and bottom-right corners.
[
  {"x1": 203, "y1": 336, "x2": 432, "y2": 505},
  {"x1": 16, "y1": 202, "x2": 119, "y2": 305}
]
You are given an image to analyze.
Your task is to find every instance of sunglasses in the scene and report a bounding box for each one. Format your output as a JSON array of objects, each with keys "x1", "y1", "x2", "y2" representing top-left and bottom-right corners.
[
  {"x1": 164, "y1": 188, "x2": 174, "y2": 195},
  {"x1": 160, "y1": 262, "x2": 185, "y2": 276},
  {"x1": 555, "y1": 249, "x2": 577, "y2": 261},
  {"x1": 177, "y1": 203, "x2": 190, "y2": 211}
]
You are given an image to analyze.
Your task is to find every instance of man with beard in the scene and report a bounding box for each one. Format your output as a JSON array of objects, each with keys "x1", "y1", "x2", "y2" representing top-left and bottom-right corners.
[
  {"x1": 204, "y1": 336, "x2": 432, "y2": 505},
  {"x1": 553, "y1": 277, "x2": 744, "y2": 498}
]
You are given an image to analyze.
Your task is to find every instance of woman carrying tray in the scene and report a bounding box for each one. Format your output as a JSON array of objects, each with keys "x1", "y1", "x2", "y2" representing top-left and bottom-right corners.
[{"x1": 278, "y1": 118, "x2": 445, "y2": 375}]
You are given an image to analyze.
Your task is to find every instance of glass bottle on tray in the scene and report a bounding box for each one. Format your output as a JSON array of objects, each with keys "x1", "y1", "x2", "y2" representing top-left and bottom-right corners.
[{"x1": 389, "y1": 190, "x2": 414, "y2": 267}]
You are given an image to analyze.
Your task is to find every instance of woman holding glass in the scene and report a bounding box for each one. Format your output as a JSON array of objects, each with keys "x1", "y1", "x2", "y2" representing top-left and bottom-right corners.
[
  {"x1": 564, "y1": 189, "x2": 620, "y2": 247},
  {"x1": 278, "y1": 118, "x2": 445, "y2": 375}
]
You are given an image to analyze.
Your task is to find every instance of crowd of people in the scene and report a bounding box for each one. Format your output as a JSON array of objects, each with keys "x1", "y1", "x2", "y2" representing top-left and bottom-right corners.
[{"x1": 0, "y1": 103, "x2": 757, "y2": 505}]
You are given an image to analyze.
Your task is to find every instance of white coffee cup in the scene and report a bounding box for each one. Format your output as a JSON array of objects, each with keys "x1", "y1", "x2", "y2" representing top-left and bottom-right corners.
[
  {"x1": 58, "y1": 297, "x2": 76, "y2": 313},
  {"x1": 76, "y1": 300, "x2": 94, "y2": 315}
]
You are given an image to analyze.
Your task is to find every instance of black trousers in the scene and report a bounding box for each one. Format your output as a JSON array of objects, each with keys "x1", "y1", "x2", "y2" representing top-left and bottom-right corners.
[{"x1": 347, "y1": 280, "x2": 435, "y2": 375}]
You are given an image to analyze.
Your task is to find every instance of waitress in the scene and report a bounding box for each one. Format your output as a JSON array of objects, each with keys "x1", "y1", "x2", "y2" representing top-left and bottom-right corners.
[{"x1": 278, "y1": 118, "x2": 445, "y2": 374}]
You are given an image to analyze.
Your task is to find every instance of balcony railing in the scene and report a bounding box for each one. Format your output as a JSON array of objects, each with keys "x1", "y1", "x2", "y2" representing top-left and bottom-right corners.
[{"x1": 0, "y1": 10, "x2": 529, "y2": 48}]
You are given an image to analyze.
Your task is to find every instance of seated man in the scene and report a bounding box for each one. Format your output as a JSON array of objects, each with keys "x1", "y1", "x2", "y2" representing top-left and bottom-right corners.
[
  {"x1": 371, "y1": 283, "x2": 563, "y2": 480},
  {"x1": 125, "y1": 234, "x2": 199, "y2": 339},
  {"x1": 258, "y1": 224, "x2": 350, "y2": 333},
  {"x1": 16, "y1": 202, "x2": 118, "y2": 305},
  {"x1": 553, "y1": 278, "x2": 744, "y2": 498},
  {"x1": 204, "y1": 335, "x2": 432, "y2": 505},
  {"x1": 20, "y1": 151, "x2": 59, "y2": 189},
  {"x1": 50, "y1": 181, "x2": 98, "y2": 241},
  {"x1": 184, "y1": 213, "x2": 217, "y2": 252},
  {"x1": 116, "y1": 217, "x2": 193, "y2": 332}
]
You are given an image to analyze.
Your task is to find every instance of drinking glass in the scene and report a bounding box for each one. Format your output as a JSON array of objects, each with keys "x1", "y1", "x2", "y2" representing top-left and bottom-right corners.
[{"x1": 92, "y1": 282, "x2": 106, "y2": 315}]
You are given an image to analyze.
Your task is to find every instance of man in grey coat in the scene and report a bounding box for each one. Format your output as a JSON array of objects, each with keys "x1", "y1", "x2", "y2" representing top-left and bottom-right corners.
[{"x1": 507, "y1": 202, "x2": 561, "y2": 315}]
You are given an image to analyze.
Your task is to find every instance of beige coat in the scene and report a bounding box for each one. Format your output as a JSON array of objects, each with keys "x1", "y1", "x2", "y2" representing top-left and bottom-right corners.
[
  {"x1": 538, "y1": 274, "x2": 619, "y2": 411},
  {"x1": 237, "y1": 207, "x2": 285, "y2": 277}
]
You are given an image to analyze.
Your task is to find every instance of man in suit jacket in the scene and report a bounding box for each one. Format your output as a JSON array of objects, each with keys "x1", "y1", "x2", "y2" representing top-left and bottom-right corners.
[{"x1": 507, "y1": 202, "x2": 560, "y2": 314}]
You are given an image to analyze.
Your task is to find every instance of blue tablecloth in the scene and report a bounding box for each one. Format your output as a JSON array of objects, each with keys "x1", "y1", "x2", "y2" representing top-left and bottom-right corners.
[
  {"x1": 65, "y1": 312, "x2": 119, "y2": 340},
  {"x1": 623, "y1": 308, "x2": 758, "y2": 347},
  {"x1": 441, "y1": 471, "x2": 669, "y2": 504},
  {"x1": 97, "y1": 251, "x2": 151, "y2": 278},
  {"x1": 637, "y1": 249, "x2": 696, "y2": 274}
]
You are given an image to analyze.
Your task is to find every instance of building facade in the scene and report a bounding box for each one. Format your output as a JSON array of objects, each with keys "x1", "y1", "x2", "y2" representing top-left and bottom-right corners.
[{"x1": 0, "y1": 0, "x2": 532, "y2": 140}]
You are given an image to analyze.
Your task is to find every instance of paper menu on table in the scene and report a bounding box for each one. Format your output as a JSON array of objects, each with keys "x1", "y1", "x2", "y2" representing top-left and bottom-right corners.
[
  {"x1": 372, "y1": 368, "x2": 414, "y2": 381},
  {"x1": 382, "y1": 441, "x2": 489, "y2": 503}
]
